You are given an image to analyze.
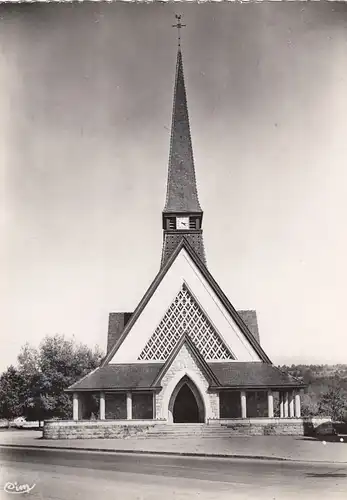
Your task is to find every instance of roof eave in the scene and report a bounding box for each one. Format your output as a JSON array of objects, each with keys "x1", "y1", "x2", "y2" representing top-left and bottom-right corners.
[
  {"x1": 212, "y1": 383, "x2": 307, "y2": 390},
  {"x1": 65, "y1": 386, "x2": 162, "y2": 393}
]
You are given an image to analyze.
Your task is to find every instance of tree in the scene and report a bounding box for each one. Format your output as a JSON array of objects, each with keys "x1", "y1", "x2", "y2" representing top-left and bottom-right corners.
[
  {"x1": 17, "y1": 343, "x2": 39, "y2": 377},
  {"x1": 301, "y1": 392, "x2": 319, "y2": 417},
  {"x1": 0, "y1": 366, "x2": 27, "y2": 421},
  {"x1": 318, "y1": 388, "x2": 347, "y2": 422},
  {"x1": 16, "y1": 334, "x2": 104, "y2": 422}
]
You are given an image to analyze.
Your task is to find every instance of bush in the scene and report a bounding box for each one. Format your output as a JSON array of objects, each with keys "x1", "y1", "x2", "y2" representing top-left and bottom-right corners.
[{"x1": 318, "y1": 388, "x2": 347, "y2": 422}]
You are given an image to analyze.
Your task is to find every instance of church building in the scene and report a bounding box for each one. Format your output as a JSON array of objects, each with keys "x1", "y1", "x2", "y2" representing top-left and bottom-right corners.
[{"x1": 52, "y1": 20, "x2": 311, "y2": 438}]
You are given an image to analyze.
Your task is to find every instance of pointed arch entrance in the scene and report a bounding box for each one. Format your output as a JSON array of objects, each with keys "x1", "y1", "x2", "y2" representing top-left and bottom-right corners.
[{"x1": 168, "y1": 376, "x2": 205, "y2": 423}]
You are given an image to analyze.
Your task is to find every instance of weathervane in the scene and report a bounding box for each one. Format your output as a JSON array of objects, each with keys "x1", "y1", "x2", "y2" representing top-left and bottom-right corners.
[{"x1": 172, "y1": 14, "x2": 186, "y2": 47}]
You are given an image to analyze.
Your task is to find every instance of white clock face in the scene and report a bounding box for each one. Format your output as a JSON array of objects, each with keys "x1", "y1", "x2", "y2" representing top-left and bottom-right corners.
[{"x1": 176, "y1": 217, "x2": 189, "y2": 230}]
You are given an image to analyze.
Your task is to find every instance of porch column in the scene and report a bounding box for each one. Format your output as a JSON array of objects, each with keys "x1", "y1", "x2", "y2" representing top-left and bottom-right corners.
[
  {"x1": 152, "y1": 393, "x2": 156, "y2": 420},
  {"x1": 284, "y1": 392, "x2": 289, "y2": 418},
  {"x1": 267, "y1": 390, "x2": 274, "y2": 418},
  {"x1": 289, "y1": 390, "x2": 295, "y2": 418},
  {"x1": 100, "y1": 392, "x2": 105, "y2": 420},
  {"x1": 73, "y1": 392, "x2": 79, "y2": 421},
  {"x1": 241, "y1": 391, "x2": 247, "y2": 419},
  {"x1": 295, "y1": 390, "x2": 301, "y2": 418},
  {"x1": 126, "y1": 392, "x2": 132, "y2": 420},
  {"x1": 279, "y1": 392, "x2": 284, "y2": 418}
]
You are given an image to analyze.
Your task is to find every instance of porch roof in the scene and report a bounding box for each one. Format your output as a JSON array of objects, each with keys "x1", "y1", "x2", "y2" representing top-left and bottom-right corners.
[
  {"x1": 209, "y1": 362, "x2": 304, "y2": 389},
  {"x1": 66, "y1": 363, "x2": 163, "y2": 392},
  {"x1": 66, "y1": 361, "x2": 304, "y2": 392}
]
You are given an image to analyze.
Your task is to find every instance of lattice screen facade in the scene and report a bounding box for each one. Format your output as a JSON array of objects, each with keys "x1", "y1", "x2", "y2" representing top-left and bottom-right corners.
[{"x1": 138, "y1": 284, "x2": 234, "y2": 361}]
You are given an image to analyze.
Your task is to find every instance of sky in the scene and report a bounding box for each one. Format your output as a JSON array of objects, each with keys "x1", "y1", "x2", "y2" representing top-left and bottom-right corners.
[{"x1": 2, "y1": 2, "x2": 347, "y2": 373}]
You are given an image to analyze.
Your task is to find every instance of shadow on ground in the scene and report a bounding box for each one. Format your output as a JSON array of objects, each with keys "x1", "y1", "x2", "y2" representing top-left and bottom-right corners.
[{"x1": 306, "y1": 473, "x2": 347, "y2": 478}]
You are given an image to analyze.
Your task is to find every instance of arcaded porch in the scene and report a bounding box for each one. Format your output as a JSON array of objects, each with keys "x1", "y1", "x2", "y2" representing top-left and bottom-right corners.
[
  {"x1": 71, "y1": 387, "x2": 304, "y2": 423},
  {"x1": 219, "y1": 388, "x2": 304, "y2": 420},
  {"x1": 72, "y1": 391, "x2": 157, "y2": 421}
]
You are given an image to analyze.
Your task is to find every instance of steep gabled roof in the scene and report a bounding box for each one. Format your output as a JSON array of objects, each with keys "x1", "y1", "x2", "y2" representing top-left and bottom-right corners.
[
  {"x1": 151, "y1": 333, "x2": 220, "y2": 388},
  {"x1": 102, "y1": 237, "x2": 272, "y2": 366},
  {"x1": 164, "y1": 48, "x2": 202, "y2": 214}
]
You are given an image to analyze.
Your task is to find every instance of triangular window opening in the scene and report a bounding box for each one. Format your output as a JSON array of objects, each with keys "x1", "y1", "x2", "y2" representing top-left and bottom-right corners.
[{"x1": 138, "y1": 284, "x2": 234, "y2": 361}]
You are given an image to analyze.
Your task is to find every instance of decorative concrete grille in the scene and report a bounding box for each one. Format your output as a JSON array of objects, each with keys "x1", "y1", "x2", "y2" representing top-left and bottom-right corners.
[{"x1": 138, "y1": 284, "x2": 233, "y2": 361}]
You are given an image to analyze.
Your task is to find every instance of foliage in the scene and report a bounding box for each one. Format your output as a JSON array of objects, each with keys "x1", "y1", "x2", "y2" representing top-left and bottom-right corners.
[
  {"x1": 0, "y1": 335, "x2": 104, "y2": 422},
  {"x1": 317, "y1": 387, "x2": 347, "y2": 422},
  {"x1": 280, "y1": 364, "x2": 347, "y2": 421},
  {"x1": 0, "y1": 366, "x2": 27, "y2": 420},
  {"x1": 301, "y1": 392, "x2": 319, "y2": 417}
]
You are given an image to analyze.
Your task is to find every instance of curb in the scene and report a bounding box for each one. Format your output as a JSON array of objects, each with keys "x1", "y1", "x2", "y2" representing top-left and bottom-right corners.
[
  {"x1": 0, "y1": 443, "x2": 289, "y2": 461},
  {"x1": 1, "y1": 443, "x2": 346, "y2": 464}
]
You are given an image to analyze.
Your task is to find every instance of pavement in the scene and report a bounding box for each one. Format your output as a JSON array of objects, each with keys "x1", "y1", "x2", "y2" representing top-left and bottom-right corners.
[
  {"x1": 1, "y1": 429, "x2": 347, "y2": 464},
  {"x1": 1, "y1": 446, "x2": 347, "y2": 500}
]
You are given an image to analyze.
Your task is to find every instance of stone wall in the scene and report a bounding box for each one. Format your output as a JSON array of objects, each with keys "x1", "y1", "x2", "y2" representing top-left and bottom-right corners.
[
  {"x1": 209, "y1": 417, "x2": 334, "y2": 436},
  {"x1": 43, "y1": 416, "x2": 334, "y2": 439},
  {"x1": 43, "y1": 420, "x2": 157, "y2": 440}
]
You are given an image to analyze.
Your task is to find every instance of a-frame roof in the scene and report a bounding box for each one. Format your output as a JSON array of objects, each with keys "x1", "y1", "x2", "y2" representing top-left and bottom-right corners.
[{"x1": 102, "y1": 237, "x2": 272, "y2": 366}]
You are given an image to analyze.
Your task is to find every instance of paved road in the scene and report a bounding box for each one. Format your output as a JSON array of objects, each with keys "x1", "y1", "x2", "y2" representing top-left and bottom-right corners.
[{"x1": 0, "y1": 447, "x2": 346, "y2": 500}]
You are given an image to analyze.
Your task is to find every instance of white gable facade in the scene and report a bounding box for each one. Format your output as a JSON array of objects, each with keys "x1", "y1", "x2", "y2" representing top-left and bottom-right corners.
[{"x1": 110, "y1": 247, "x2": 262, "y2": 365}]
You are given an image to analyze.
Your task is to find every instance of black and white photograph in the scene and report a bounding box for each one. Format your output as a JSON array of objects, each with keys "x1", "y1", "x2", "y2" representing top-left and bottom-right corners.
[{"x1": 1, "y1": 2, "x2": 347, "y2": 499}]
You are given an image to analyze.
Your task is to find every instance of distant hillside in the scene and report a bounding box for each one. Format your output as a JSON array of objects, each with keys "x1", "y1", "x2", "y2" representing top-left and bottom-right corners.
[
  {"x1": 278, "y1": 364, "x2": 347, "y2": 415},
  {"x1": 279, "y1": 364, "x2": 347, "y2": 385}
]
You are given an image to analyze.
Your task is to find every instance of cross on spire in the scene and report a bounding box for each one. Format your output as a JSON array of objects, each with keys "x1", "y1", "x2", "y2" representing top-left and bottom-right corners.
[{"x1": 172, "y1": 14, "x2": 186, "y2": 47}]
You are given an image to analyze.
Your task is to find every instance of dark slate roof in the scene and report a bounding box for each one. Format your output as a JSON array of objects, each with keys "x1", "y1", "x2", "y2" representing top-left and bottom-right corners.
[
  {"x1": 66, "y1": 364, "x2": 163, "y2": 392},
  {"x1": 209, "y1": 362, "x2": 304, "y2": 388},
  {"x1": 67, "y1": 361, "x2": 304, "y2": 392},
  {"x1": 237, "y1": 310, "x2": 260, "y2": 343},
  {"x1": 164, "y1": 48, "x2": 202, "y2": 214},
  {"x1": 107, "y1": 312, "x2": 133, "y2": 354}
]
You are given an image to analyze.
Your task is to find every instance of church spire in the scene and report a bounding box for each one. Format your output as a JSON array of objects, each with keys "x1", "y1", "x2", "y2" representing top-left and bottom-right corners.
[
  {"x1": 161, "y1": 17, "x2": 206, "y2": 268},
  {"x1": 164, "y1": 16, "x2": 202, "y2": 214}
]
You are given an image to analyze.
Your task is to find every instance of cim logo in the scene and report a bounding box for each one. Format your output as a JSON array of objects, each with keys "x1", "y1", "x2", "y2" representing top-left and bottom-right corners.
[{"x1": 4, "y1": 482, "x2": 36, "y2": 495}]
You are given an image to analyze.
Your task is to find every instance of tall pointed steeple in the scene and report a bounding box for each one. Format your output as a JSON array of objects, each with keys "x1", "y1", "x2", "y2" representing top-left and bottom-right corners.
[
  {"x1": 164, "y1": 48, "x2": 202, "y2": 214},
  {"x1": 161, "y1": 17, "x2": 206, "y2": 268}
]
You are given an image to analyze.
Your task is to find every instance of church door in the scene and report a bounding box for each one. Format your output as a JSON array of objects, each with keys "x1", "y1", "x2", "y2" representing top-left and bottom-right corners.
[{"x1": 172, "y1": 383, "x2": 202, "y2": 423}]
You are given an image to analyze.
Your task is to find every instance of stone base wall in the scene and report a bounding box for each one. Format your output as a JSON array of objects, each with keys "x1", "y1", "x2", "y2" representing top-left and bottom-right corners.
[
  {"x1": 43, "y1": 420, "x2": 157, "y2": 440},
  {"x1": 44, "y1": 416, "x2": 334, "y2": 439},
  {"x1": 209, "y1": 417, "x2": 333, "y2": 436}
]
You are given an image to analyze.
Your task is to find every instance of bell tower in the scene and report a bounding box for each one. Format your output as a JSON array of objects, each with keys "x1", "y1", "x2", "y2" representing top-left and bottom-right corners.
[{"x1": 161, "y1": 16, "x2": 206, "y2": 268}]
